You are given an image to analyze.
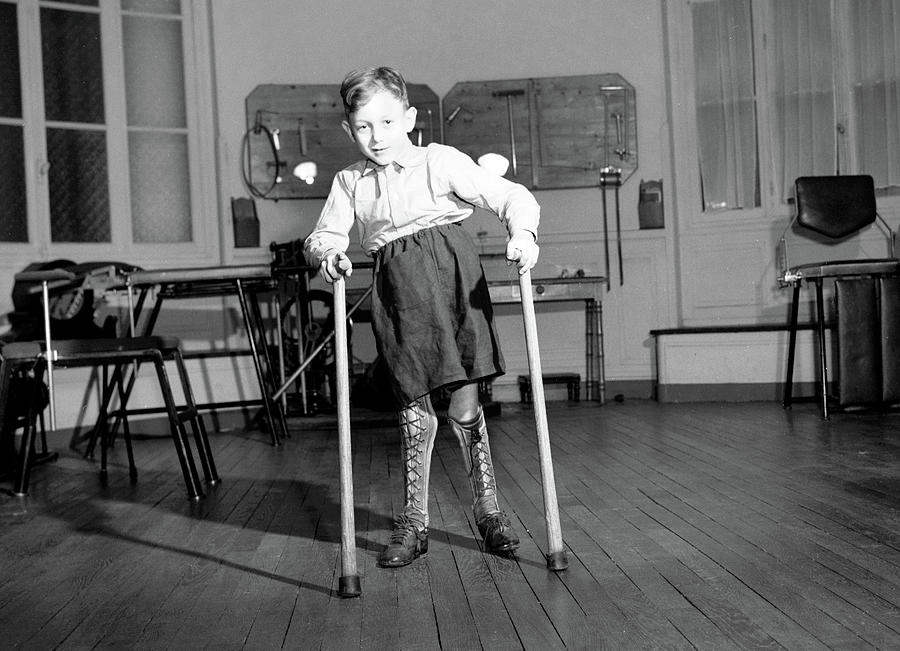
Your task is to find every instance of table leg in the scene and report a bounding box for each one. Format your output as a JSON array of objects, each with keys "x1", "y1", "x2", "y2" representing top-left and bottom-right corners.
[
  {"x1": 235, "y1": 279, "x2": 284, "y2": 445},
  {"x1": 585, "y1": 299, "x2": 605, "y2": 402},
  {"x1": 815, "y1": 279, "x2": 829, "y2": 419},
  {"x1": 585, "y1": 302, "x2": 594, "y2": 400},
  {"x1": 597, "y1": 301, "x2": 606, "y2": 402},
  {"x1": 273, "y1": 292, "x2": 286, "y2": 414},
  {"x1": 783, "y1": 282, "x2": 801, "y2": 408},
  {"x1": 250, "y1": 286, "x2": 289, "y2": 438}
]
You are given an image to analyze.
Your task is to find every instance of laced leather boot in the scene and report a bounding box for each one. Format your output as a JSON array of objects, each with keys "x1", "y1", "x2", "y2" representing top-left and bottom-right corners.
[
  {"x1": 378, "y1": 514, "x2": 428, "y2": 568},
  {"x1": 449, "y1": 408, "x2": 520, "y2": 553},
  {"x1": 476, "y1": 512, "x2": 519, "y2": 552},
  {"x1": 378, "y1": 397, "x2": 437, "y2": 568}
]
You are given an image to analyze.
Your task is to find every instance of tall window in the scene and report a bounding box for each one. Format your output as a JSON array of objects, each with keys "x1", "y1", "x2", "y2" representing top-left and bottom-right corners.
[
  {"x1": 691, "y1": 0, "x2": 900, "y2": 212},
  {"x1": 0, "y1": 0, "x2": 214, "y2": 260},
  {"x1": 0, "y1": 1, "x2": 26, "y2": 242},
  {"x1": 692, "y1": 0, "x2": 758, "y2": 211},
  {"x1": 851, "y1": 0, "x2": 900, "y2": 190}
]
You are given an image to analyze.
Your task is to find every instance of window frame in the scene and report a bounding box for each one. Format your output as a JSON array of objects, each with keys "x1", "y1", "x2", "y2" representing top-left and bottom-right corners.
[
  {"x1": 1, "y1": 0, "x2": 218, "y2": 268},
  {"x1": 667, "y1": 0, "x2": 900, "y2": 231}
]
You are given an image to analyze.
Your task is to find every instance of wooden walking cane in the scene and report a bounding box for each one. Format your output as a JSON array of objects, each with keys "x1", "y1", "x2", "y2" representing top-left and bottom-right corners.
[
  {"x1": 333, "y1": 276, "x2": 361, "y2": 597},
  {"x1": 518, "y1": 269, "x2": 569, "y2": 571}
]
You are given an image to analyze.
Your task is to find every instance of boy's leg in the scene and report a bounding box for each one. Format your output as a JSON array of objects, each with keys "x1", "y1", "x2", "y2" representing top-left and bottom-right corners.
[
  {"x1": 448, "y1": 384, "x2": 520, "y2": 553},
  {"x1": 378, "y1": 395, "x2": 437, "y2": 568}
]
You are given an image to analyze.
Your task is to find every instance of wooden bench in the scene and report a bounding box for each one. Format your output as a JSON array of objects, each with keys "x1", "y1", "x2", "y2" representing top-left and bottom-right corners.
[{"x1": 518, "y1": 373, "x2": 580, "y2": 403}]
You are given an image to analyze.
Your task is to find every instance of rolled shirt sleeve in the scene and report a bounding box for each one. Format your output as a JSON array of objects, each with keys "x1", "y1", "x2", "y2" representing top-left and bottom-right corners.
[
  {"x1": 304, "y1": 143, "x2": 540, "y2": 264},
  {"x1": 303, "y1": 171, "x2": 358, "y2": 267}
]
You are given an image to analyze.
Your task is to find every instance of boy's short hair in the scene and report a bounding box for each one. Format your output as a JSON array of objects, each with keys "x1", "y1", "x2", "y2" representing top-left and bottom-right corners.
[{"x1": 340, "y1": 66, "x2": 409, "y2": 118}]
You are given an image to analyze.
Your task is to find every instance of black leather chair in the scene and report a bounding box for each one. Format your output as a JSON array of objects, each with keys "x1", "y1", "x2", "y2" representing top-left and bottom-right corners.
[{"x1": 780, "y1": 175, "x2": 899, "y2": 418}]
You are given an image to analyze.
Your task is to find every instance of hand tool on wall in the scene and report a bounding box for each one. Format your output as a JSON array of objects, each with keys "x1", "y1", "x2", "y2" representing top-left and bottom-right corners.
[
  {"x1": 493, "y1": 89, "x2": 526, "y2": 177},
  {"x1": 600, "y1": 175, "x2": 612, "y2": 292},
  {"x1": 611, "y1": 102, "x2": 626, "y2": 285},
  {"x1": 599, "y1": 169, "x2": 624, "y2": 288},
  {"x1": 613, "y1": 170, "x2": 623, "y2": 286}
]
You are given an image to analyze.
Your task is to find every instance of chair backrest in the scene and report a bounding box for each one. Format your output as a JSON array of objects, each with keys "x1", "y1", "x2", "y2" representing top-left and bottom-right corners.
[{"x1": 795, "y1": 175, "x2": 877, "y2": 239}]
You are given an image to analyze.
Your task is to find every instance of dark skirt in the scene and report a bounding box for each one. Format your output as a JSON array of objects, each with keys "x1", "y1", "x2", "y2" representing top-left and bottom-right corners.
[{"x1": 371, "y1": 222, "x2": 505, "y2": 406}]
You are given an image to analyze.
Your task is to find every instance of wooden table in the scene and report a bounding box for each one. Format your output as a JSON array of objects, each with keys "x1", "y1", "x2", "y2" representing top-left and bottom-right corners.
[
  {"x1": 123, "y1": 264, "x2": 287, "y2": 444},
  {"x1": 487, "y1": 276, "x2": 605, "y2": 402}
]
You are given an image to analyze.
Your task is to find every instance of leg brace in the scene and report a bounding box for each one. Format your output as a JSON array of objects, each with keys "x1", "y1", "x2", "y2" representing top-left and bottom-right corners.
[
  {"x1": 449, "y1": 408, "x2": 501, "y2": 523},
  {"x1": 398, "y1": 395, "x2": 438, "y2": 529}
]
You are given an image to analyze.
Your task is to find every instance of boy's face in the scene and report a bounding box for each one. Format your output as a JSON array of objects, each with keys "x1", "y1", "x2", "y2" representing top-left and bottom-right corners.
[{"x1": 342, "y1": 90, "x2": 417, "y2": 167}]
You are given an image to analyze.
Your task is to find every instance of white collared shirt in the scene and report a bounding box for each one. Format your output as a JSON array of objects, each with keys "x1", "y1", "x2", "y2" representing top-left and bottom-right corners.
[{"x1": 303, "y1": 143, "x2": 540, "y2": 266}]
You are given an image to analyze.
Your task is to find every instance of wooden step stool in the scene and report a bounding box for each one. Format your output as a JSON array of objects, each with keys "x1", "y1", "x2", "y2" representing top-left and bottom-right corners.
[{"x1": 518, "y1": 373, "x2": 580, "y2": 403}]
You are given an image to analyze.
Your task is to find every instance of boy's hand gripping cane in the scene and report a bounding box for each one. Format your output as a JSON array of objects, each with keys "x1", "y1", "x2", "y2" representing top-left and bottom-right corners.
[
  {"x1": 333, "y1": 277, "x2": 361, "y2": 597},
  {"x1": 519, "y1": 270, "x2": 569, "y2": 571}
]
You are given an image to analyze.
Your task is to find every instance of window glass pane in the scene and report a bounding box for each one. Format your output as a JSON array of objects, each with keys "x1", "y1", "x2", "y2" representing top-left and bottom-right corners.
[
  {"x1": 0, "y1": 2, "x2": 22, "y2": 118},
  {"x1": 41, "y1": 8, "x2": 104, "y2": 124},
  {"x1": 0, "y1": 125, "x2": 27, "y2": 242},
  {"x1": 121, "y1": 0, "x2": 180, "y2": 15},
  {"x1": 129, "y1": 131, "x2": 191, "y2": 242},
  {"x1": 692, "y1": 0, "x2": 759, "y2": 211},
  {"x1": 123, "y1": 15, "x2": 186, "y2": 128},
  {"x1": 769, "y1": 0, "x2": 835, "y2": 200},
  {"x1": 850, "y1": 0, "x2": 900, "y2": 189},
  {"x1": 47, "y1": 128, "x2": 110, "y2": 242}
]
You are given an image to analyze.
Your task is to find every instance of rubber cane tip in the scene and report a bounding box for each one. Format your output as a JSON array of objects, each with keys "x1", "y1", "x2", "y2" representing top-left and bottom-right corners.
[
  {"x1": 546, "y1": 551, "x2": 569, "y2": 572},
  {"x1": 338, "y1": 575, "x2": 362, "y2": 598}
]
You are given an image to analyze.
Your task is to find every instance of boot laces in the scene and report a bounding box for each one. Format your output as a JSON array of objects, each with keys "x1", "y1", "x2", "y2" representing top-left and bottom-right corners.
[
  {"x1": 390, "y1": 514, "x2": 424, "y2": 544},
  {"x1": 479, "y1": 512, "x2": 511, "y2": 534}
]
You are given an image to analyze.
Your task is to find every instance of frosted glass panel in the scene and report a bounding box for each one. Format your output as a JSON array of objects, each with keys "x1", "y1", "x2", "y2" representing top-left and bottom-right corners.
[
  {"x1": 850, "y1": 0, "x2": 900, "y2": 189},
  {"x1": 121, "y1": 0, "x2": 180, "y2": 15},
  {"x1": 0, "y1": 125, "x2": 27, "y2": 242},
  {"x1": 41, "y1": 8, "x2": 104, "y2": 124},
  {"x1": 123, "y1": 15, "x2": 185, "y2": 128},
  {"x1": 47, "y1": 128, "x2": 110, "y2": 242},
  {"x1": 129, "y1": 131, "x2": 191, "y2": 242},
  {"x1": 769, "y1": 0, "x2": 834, "y2": 199},
  {"x1": 0, "y1": 3, "x2": 22, "y2": 118},
  {"x1": 692, "y1": 0, "x2": 758, "y2": 210}
]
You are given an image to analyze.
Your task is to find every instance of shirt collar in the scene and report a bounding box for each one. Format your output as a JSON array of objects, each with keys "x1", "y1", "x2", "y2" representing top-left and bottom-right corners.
[{"x1": 361, "y1": 144, "x2": 427, "y2": 176}]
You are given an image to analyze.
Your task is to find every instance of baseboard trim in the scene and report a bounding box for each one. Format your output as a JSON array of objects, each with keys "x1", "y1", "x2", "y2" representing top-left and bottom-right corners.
[
  {"x1": 656, "y1": 381, "x2": 819, "y2": 403},
  {"x1": 603, "y1": 379, "x2": 656, "y2": 401}
]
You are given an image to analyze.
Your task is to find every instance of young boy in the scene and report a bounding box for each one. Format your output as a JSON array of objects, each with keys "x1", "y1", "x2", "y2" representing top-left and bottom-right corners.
[{"x1": 304, "y1": 66, "x2": 540, "y2": 568}]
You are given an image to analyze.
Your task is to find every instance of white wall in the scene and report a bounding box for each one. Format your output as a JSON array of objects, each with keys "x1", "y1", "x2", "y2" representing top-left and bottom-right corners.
[
  {"x1": 209, "y1": 0, "x2": 676, "y2": 395},
  {"x1": 20, "y1": 1, "x2": 834, "y2": 428}
]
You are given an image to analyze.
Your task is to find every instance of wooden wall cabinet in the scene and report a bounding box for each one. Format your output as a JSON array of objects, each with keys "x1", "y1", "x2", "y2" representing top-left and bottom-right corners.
[
  {"x1": 443, "y1": 73, "x2": 637, "y2": 190},
  {"x1": 243, "y1": 83, "x2": 441, "y2": 200},
  {"x1": 243, "y1": 73, "x2": 636, "y2": 199}
]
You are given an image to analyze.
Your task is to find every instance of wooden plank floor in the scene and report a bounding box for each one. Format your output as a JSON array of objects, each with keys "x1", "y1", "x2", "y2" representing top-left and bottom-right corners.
[{"x1": 4, "y1": 399, "x2": 900, "y2": 649}]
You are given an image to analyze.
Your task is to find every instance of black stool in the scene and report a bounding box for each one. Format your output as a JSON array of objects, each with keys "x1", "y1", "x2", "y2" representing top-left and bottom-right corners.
[{"x1": 0, "y1": 336, "x2": 216, "y2": 498}]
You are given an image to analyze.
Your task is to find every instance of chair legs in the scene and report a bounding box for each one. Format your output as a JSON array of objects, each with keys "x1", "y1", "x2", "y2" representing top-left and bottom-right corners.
[
  {"x1": 783, "y1": 279, "x2": 831, "y2": 419},
  {"x1": 783, "y1": 282, "x2": 801, "y2": 409},
  {"x1": 171, "y1": 348, "x2": 218, "y2": 484},
  {"x1": 97, "y1": 363, "x2": 137, "y2": 486},
  {"x1": 148, "y1": 351, "x2": 205, "y2": 500},
  {"x1": 83, "y1": 344, "x2": 217, "y2": 499},
  {"x1": 5, "y1": 371, "x2": 58, "y2": 497},
  {"x1": 12, "y1": 373, "x2": 45, "y2": 496},
  {"x1": 814, "y1": 279, "x2": 830, "y2": 419}
]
